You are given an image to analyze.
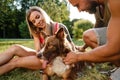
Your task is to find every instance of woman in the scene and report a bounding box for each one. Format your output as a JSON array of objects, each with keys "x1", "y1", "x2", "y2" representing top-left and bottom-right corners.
[{"x1": 0, "y1": 6, "x2": 74, "y2": 75}]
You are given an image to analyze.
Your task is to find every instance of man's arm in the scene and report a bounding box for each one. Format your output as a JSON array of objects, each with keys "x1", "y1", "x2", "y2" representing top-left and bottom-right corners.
[
  {"x1": 78, "y1": 0, "x2": 120, "y2": 63},
  {"x1": 64, "y1": 38, "x2": 120, "y2": 64},
  {"x1": 64, "y1": 0, "x2": 120, "y2": 65}
]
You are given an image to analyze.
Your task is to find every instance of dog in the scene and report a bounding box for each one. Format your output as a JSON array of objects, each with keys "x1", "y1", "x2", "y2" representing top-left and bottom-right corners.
[{"x1": 37, "y1": 28, "x2": 84, "y2": 80}]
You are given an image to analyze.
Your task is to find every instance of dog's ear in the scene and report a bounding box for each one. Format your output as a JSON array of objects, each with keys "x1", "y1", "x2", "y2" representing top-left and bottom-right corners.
[{"x1": 55, "y1": 28, "x2": 66, "y2": 40}]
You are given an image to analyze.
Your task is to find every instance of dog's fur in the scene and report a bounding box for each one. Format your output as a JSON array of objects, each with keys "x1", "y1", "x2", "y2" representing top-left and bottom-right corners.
[{"x1": 37, "y1": 28, "x2": 84, "y2": 80}]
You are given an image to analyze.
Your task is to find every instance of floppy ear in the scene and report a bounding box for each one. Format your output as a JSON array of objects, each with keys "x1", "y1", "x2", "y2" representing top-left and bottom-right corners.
[{"x1": 55, "y1": 28, "x2": 66, "y2": 40}]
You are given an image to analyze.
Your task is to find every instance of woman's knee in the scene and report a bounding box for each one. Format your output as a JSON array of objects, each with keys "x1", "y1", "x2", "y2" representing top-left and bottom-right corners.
[
  {"x1": 7, "y1": 44, "x2": 22, "y2": 55},
  {"x1": 10, "y1": 44, "x2": 36, "y2": 56}
]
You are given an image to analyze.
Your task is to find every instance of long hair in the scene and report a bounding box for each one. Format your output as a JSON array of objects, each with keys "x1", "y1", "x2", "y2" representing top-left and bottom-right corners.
[{"x1": 26, "y1": 6, "x2": 53, "y2": 36}]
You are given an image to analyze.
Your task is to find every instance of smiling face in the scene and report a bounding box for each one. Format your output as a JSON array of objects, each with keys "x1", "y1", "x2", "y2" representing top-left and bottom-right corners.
[
  {"x1": 69, "y1": 0, "x2": 98, "y2": 13},
  {"x1": 29, "y1": 11, "x2": 46, "y2": 29}
]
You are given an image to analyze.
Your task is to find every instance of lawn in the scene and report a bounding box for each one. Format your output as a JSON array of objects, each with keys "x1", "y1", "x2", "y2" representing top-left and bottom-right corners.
[{"x1": 0, "y1": 39, "x2": 113, "y2": 80}]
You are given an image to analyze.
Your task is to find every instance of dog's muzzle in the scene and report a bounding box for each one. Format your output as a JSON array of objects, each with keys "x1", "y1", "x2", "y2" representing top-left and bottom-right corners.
[
  {"x1": 37, "y1": 53, "x2": 42, "y2": 58},
  {"x1": 37, "y1": 47, "x2": 45, "y2": 58},
  {"x1": 37, "y1": 51, "x2": 45, "y2": 60}
]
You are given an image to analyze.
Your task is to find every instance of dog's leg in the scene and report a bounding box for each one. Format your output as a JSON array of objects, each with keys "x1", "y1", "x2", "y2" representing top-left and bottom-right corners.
[
  {"x1": 42, "y1": 74, "x2": 51, "y2": 80},
  {"x1": 62, "y1": 69, "x2": 73, "y2": 80}
]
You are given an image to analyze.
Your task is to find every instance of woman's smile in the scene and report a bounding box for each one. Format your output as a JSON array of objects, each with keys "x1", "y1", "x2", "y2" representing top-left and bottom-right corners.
[{"x1": 29, "y1": 11, "x2": 46, "y2": 29}]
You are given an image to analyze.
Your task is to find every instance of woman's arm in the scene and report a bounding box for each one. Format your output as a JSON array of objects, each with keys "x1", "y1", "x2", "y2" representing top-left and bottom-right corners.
[{"x1": 33, "y1": 35, "x2": 41, "y2": 52}]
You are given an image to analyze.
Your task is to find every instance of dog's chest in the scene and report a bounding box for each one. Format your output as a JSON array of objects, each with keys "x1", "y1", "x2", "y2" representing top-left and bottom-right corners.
[{"x1": 52, "y1": 56, "x2": 70, "y2": 76}]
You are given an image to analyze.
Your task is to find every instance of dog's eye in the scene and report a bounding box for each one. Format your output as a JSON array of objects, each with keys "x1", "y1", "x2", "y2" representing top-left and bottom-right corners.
[
  {"x1": 46, "y1": 43, "x2": 53, "y2": 48},
  {"x1": 48, "y1": 45, "x2": 53, "y2": 49}
]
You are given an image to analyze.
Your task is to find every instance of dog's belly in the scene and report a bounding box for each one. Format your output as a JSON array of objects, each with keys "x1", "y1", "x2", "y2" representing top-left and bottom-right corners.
[{"x1": 52, "y1": 56, "x2": 70, "y2": 77}]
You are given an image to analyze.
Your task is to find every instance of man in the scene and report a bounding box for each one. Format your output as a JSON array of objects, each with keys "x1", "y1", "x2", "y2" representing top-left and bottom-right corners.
[
  {"x1": 64, "y1": 0, "x2": 120, "y2": 80},
  {"x1": 72, "y1": 0, "x2": 111, "y2": 51}
]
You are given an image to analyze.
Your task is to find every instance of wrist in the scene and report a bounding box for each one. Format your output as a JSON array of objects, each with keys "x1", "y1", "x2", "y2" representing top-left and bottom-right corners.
[{"x1": 76, "y1": 52, "x2": 85, "y2": 62}]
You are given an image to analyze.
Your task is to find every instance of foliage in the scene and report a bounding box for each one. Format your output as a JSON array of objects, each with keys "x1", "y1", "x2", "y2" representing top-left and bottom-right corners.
[
  {"x1": 38, "y1": 0, "x2": 69, "y2": 23},
  {"x1": 18, "y1": 21, "x2": 30, "y2": 38},
  {"x1": 72, "y1": 19, "x2": 94, "y2": 39},
  {"x1": 0, "y1": 0, "x2": 20, "y2": 38}
]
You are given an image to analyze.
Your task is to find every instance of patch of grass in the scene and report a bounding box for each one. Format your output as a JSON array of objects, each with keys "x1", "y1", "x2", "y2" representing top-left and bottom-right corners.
[
  {"x1": 0, "y1": 39, "x2": 113, "y2": 80},
  {"x1": 0, "y1": 68, "x2": 42, "y2": 80},
  {"x1": 0, "y1": 39, "x2": 34, "y2": 53}
]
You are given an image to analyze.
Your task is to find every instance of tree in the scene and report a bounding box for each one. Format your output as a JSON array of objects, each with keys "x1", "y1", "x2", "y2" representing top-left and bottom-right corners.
[
  {"x1": 72, "y1": 19, "x2": 94, "y2": 39},
  {"x1": 18, "y1": 21, "x2": 30, "y2": 38},
  {"x1": 0, "y1": 0, "x2": 20, "y2": 38},
  {"x1": 38, "y1": 0, "x2": 69, "y2": 23}
]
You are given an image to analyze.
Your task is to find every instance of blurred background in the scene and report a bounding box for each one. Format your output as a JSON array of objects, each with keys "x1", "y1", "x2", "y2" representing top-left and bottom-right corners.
[{"x1": 0, "y1": 0, "x2": 95, "y2": 39}]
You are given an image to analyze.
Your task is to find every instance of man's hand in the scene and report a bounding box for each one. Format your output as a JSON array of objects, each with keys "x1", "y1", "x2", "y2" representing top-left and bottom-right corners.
[{"x1": 64, "y1": 51, "x2": 79, "y2": 65}]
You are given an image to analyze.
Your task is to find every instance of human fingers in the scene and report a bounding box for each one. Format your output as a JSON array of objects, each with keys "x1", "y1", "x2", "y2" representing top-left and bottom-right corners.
[{"x1": 64, "y1": 52, "x2": 77, "y2": 64}]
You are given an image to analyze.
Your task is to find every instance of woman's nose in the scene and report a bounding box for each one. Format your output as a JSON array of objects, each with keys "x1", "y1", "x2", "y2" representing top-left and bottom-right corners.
[{"x1": 35, "y1": 19, "x2": 40, "y2": 26}]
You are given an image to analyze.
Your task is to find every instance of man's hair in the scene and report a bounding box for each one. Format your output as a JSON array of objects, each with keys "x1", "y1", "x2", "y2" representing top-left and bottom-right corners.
[{"x1": 88, "y1": 0, "x2": 98, "y2": 14}]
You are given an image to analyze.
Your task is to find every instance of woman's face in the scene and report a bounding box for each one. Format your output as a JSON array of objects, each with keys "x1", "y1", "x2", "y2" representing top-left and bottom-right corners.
[
  {"x1": 69, "y1": 0, "x2": 97, "y2": 13},
  {"x1": 29, "y1": 11, "x2": 46, "y2": 29}
]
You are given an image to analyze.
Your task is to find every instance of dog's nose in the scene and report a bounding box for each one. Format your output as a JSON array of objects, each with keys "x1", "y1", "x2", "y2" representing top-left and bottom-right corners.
[
  {"x1": 37, "y1": 47, "x2": 45, "y2": 58},
  {"x1": 37, "y1": 53, "x2": 42, "y2": 58}
]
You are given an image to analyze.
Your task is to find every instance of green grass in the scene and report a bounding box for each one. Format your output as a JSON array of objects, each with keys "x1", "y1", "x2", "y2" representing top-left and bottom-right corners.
[
  {"x1": 0, "y1": 39, "x2": 34, "y2": 53},
  {"x1": 0, "y1": 39, "x2": 113, "y2": 80}
]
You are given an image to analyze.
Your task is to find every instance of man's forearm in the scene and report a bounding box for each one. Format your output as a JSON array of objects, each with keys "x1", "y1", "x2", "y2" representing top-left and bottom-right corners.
[{"x1": 77, "y1": 44, "x2": 120, "y2": 63}]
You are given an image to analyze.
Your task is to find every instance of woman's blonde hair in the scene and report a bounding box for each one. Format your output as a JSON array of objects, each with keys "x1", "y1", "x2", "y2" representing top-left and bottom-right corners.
[{"x1": 26, "y1": 6, "x2": 53, "y2": 36}]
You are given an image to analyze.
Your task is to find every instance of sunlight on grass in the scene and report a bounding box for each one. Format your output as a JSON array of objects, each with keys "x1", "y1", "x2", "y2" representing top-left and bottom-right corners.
[{"x1": 0, "y1": 39, "x2": 34, "y2": 53}]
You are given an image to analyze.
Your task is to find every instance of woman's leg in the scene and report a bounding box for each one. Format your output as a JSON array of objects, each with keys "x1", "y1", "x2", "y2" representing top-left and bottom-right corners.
[
  {"x1": 0, "y1": 44, "x2": 36, "y2": 65},
  {"x1": 0, "y1": 56, "x2": 44, "y2": 75}
]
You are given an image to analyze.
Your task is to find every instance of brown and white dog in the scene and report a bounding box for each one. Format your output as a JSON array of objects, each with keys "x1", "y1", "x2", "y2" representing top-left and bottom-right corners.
[{"x1": 37, "y1": 28, "x2": 84, "y2": 80}]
